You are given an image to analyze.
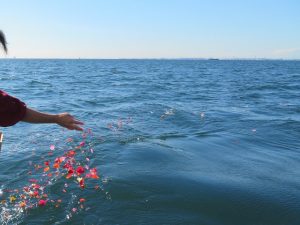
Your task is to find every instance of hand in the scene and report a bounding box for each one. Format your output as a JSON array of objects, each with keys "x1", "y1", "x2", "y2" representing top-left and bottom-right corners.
[{"x1": 55, "y1": 113, "x2": 84, "y2": 131}]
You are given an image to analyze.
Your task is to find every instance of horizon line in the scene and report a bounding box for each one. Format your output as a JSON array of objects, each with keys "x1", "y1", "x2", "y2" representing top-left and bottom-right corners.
[{"x1": 1, "y1": 57, "x2": 300, "y2": 61}]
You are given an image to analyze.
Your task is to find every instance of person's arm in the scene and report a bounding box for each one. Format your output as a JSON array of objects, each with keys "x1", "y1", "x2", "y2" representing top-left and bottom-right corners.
[{"x1": 22, "y1": 108, "x2": 84, "y2": 131}]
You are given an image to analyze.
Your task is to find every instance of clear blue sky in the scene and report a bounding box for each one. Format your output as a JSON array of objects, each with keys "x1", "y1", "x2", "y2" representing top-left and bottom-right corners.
[{"x1": 1, "y1": 0, "x2": 300, "y2": 59}]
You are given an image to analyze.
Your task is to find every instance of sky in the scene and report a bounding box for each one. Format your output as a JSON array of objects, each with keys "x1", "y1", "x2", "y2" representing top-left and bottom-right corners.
[{"x1": 0, "y1": 0, "x2": 300, "y2": 59}]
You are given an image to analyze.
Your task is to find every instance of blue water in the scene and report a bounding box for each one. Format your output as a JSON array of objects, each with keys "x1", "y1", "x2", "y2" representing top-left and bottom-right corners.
[{"x1": 0, "y1": 59, "x2": 300, "y2": 225}]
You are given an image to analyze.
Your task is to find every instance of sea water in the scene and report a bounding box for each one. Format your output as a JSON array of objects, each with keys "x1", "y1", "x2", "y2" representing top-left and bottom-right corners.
[{"x1": 0, "y1": 59, "x2": 300, "y2": 225}]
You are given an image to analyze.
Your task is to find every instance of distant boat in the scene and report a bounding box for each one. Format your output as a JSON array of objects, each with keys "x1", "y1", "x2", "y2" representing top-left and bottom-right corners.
[{"x1": 208, "y1": 58, "x2": 220, "y2": 61}]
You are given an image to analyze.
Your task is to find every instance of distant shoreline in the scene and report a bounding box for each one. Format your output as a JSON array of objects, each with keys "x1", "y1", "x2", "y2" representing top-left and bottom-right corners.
[{"x1": 1, "y1": 58, "x2": 300, "y2": 61}]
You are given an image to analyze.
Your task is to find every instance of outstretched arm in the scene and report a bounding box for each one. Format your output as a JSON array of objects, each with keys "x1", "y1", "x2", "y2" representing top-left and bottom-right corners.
[{"x1": 22, "y1": 108, "x2": 84, "y2": 131}]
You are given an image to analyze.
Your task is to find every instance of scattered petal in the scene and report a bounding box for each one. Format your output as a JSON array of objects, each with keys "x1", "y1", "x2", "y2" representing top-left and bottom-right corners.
[
  {"x1": 66, "y1": 168, "x2": 74, "y2": 179},
  {"x1": 86, "y1": 168, "x2": 99, "y2": 179},
  {"x1": 19, "y1": 201, "x2": 26, "y2": 208},
  {"x1": 38, "y1": 199, "x2": 47, "y2": 206},
  {"x1": 35, "y1": 164, "x2": 43, "y2": 170},
  {"x1": 9, "y1": 196, "x2": 16, "y2": 203},
  {"x1": 32, "y1": 184, "x2": 41, "y2": 190},
  {"x1": 23, "y1": 187, "x2": 30, "y2": 192},
  {"x1": 77, "y1": 177, "x2": 85, "y2": 189},
  {"x1": 66, "y1": 138, "x2": 73, "y2": 143},
  {"x1": 67, "y1": 150, "x2": 76, "y2": 157},
  {"x1": 76, "y1": 166, "x2": 85, "y2": 175},
  {"x1": 2, "y1": 132, "x2": 101, "y2": 211},
  {"x1": 29, "y1": 179, "x2": 38, "y2": 183}
]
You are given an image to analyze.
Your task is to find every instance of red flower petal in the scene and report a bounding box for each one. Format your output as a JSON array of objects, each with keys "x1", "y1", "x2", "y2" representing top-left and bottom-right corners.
[
  {"x1": 76, "y1": 166, "x2": 85, "y2": 175},
  {"x1": 38, "y1": 199, "x2": 47, "y2": 206}
]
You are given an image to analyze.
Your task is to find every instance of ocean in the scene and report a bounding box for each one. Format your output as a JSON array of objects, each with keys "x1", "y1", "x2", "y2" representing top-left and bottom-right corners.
[{"x1": 0, "y1": 59, "x2": 300, "y2": 225}]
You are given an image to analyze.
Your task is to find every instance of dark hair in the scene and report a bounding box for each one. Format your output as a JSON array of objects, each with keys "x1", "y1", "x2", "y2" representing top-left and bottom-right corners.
[{"x1": 0, "y1": 30, "x2": 7, "y2": 53}]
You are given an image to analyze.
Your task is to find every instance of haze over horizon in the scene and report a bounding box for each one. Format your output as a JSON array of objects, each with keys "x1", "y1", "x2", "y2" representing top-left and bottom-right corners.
[{"x1": 1, "y1": 0, "x2": 300, "y2": 59}]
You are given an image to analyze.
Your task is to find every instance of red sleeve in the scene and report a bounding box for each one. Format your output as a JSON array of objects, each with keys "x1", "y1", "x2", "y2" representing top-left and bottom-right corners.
[{"x1": 0, "y1": 90, "x2": 27, "y2": 127}]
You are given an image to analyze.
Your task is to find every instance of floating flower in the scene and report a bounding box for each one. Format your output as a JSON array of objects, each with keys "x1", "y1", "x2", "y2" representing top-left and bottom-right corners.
[
  {"x1": 63, "y1": 162, "x2": 72, "y2": 169},
  {"x1": 23, "y1": 187, "x2": 30, "y2": 192},
  {"x1": 66, "y1": 167, "x2": 74, "y2": 179},
  {"x1": 86, "y1": 168, "x2": 99, "y2": 179},
  {"x1": 66, "y1": 138, "x2": 73, "y2": 143},
  {"x1": 20, "y1": 194, "x2": 26, "y2": 199},
  {"x1": 67, "y1": 150, "x2": 76, "y2": 157},
  {"x1": 35, "y1": 164, "x2": 43, "y2": 170},
  {"x1": 38, "y1": 199, "x2": 47, "y2": 206},
  {"x1": 3, "y1": 130, "x2": 102, "y2": 211},
  {"x1": 19, "y1": 201, "x2": 26, "y2": 208},
  {"x1": 54, "y1": 156, "x2": 66, "y2": 166},
  {"x1": 29, "y1": 179, "x2": 38, "y2": 183},
  {"x1": 76, "y1": 166, "x2": 85, "y2": 175},
  {"x1": 32, "y1": 183, "x2": 41, "y2": 190},
  {"x1": 9, "y1": 196, "x2": 16, "y2": 203},
  {"x1": 77, "y1": 177, "x2": 85, "y2": 189}
]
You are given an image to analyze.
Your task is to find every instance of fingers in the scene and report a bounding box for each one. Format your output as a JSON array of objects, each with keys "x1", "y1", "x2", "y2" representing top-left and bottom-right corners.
[
  {"x1": 67, "y1": 121, "x2": 84, "y2": 131},
  {"x1": 57, "y1": 113, "x2": 84, "y2": 132},
  {"x1": 73, "y1": 119, "x2": 84, "y2": 125},
  {"x1": 64, "y1": 124, "x2": 84, "y2": 131},
  {"x1": 72, "y1": 124, "x2": 84, "y2": 131},
  {"x1": 66, "y1": 114, "x2": 84, "y2": 125},
  {"x1": 71, "y1": 118, "x2": 84, "y2": 131}
]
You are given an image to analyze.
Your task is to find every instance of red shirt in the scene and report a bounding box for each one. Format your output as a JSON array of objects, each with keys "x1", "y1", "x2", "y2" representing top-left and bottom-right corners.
[{"x1": 0, "y1": 90, "x2": 27, "y2": 127}]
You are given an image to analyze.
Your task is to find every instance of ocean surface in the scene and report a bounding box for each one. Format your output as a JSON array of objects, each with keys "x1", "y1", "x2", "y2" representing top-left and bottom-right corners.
[{"x1": 0, "y1": 59, "x2": 300, "y2": 225}]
